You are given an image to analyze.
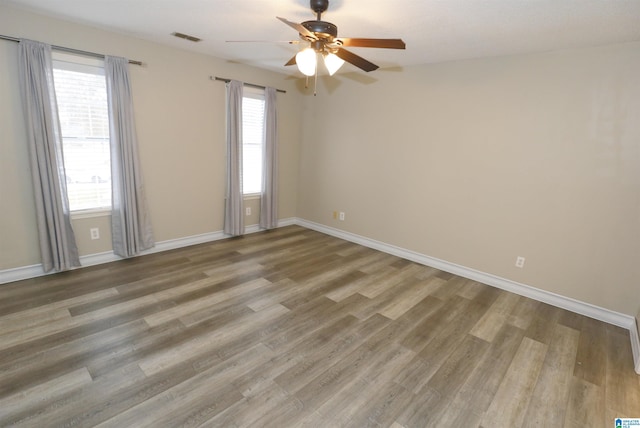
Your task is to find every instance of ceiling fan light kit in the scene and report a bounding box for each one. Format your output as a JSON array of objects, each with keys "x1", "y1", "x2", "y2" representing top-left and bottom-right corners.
[{"x1": 295, "y1": 47, "x2": 345, "y2": 77}]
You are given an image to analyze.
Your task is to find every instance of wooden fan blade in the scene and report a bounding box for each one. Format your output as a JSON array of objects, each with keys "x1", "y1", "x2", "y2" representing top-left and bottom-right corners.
[
  {"x1": 226, "y1": 40, "x2": 300, "y2": 44},
  {"x1": 284, "y1": 55, "x2": 297, "y2": 66},
  {"x1": 276, "y1": 16, "x2": 317, "y2": 40},
  {"x1": 334, "y1": 48, "x2": 379, "y2": 72},
  {"x1": 337, "y1": 38, "x2": 406, "y2": 49}
]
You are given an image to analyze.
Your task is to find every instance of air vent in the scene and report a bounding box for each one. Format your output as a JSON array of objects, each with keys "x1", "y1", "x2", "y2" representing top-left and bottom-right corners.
[{"x1": 171, "y1": 32, "x2": 202, "y2": 42}]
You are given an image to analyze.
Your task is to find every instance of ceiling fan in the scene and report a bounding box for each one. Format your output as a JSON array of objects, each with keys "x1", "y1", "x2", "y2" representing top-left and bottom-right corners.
[{"x1": 277, "y1": 0, "x2": 406, "y2": 75}]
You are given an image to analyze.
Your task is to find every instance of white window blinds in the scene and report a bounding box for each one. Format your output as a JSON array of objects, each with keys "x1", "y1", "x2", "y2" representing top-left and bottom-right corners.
[
  {"x1": 242, "y1": 90, "x2": 265, "y2": 195},
  {"x1": 53, "y1": 54, "x2": 111, "y2": 212}
]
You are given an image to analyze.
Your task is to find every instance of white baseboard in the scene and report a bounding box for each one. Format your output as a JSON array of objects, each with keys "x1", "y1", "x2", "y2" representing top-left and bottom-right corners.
[
  {"x1": 632, "y1": 318, "x2": 640, "y2": 375},
  {"x1": 0, "y1": 218, "x2": 296, "y2": 285},
  {"x1": 295, "y1": 219, "x2": 637, "y2": 334},
  {"x1": 0, "y1": 264, "x2": 46, "y2": 284}
]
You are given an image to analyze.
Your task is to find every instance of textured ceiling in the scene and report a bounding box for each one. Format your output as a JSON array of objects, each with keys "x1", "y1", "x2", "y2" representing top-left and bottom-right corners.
[{"x1": 2, "y1": 0, "x2": 640, "y2": 75}]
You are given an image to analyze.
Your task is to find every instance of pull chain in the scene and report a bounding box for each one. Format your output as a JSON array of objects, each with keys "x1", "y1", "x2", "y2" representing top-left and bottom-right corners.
[{"x1": 313, "y1": 54, "x2": 318, "y2": 96}]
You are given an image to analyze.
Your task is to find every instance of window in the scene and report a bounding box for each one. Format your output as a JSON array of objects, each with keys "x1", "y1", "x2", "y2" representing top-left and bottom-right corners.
[
  {"x1": 242, "y1": 88, "x2": 265, "y2": 195},
  {"x1": 52, "y1": 53, "x2": 111, "y2": 212}
]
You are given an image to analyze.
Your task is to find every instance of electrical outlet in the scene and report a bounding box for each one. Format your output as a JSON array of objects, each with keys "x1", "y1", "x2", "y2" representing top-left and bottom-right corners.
[
  {"x1": 515, "y1": 256, "x2": 525, "y2": 268},
  {"x1": 90, "y1": 228, "x2": 100, "y2": 240},
  {"x1": 339, "y1": 212, "x2": 345, "y2": 221},
  {"x1": 246, "y1": 207, "x2": 251, "y2": 216}
]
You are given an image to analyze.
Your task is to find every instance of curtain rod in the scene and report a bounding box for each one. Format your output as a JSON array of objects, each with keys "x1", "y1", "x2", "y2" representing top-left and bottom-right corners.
[
  {"x1": 211, "y1": 76, "x2": 286, "y2": 94},
  {"x1": 0, "y1": 34, "x2": 143, "y2": 66}
]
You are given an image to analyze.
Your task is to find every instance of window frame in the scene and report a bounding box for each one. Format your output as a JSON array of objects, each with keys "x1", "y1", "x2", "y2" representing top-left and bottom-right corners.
[
  {"x1": 242, "y1": 86, "x2": 265, "y2": 197},
  {"x1": 52, "y1": 52, "x2": 112, "y2": 218}
]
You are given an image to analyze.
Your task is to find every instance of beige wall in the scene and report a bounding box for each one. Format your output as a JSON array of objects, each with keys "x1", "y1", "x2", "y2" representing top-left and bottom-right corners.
[
  {"x1": 298, "y1": 43, "x2": 640, "y2": 316},
  {"x1": 0, "y1": 5, "x2": 302, "y2": 269},
  {"x1": 2, "y1": 5, "x2": 639, "y2": 318}
]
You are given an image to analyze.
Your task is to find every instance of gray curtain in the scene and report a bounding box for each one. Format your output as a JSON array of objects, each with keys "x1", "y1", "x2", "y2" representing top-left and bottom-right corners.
[
  {"x1": 224, "y1": 80, "x2": 244, "y2": 236},
  {"x1": 18, "y1": 39, "x2": 80, "y2": 272},
  {"x1": 105, "y1": 56, "x2": 154, "y2": 257},
  {"x1": 259, "y1": 87, "x2": 278, "y2": 230}
]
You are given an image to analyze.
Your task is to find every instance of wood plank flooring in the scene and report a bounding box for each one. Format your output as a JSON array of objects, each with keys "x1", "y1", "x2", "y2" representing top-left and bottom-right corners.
[{"x1": 1, "y1": 225, "x2": 638, "y2": 427}]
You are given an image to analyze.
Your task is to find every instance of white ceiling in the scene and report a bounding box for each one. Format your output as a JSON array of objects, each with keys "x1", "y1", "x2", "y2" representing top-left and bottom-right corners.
[{"x1": 3, "y1": 0, "x2": 640, "y2": 75}]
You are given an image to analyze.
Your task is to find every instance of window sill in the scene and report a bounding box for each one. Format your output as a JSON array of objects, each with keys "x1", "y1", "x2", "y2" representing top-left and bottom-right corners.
[
  {"x1": 243, "y1": 193, "x2": 262, "y2": 201},
  {"x1": 71, "y1": 208, "x2": 112, "y2": 220}
]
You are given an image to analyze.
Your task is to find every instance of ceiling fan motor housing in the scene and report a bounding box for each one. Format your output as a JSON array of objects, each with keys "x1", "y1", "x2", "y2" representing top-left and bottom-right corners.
[{"x1": 302, "y1": 20, "x2": 337, "y2": 39}]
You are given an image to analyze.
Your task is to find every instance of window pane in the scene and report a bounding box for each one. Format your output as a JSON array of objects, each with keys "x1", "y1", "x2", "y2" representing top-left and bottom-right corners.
[
  {"x1": 242, "y1": 96, "x2": 265, "y2": 194},
  {"x1": 53, "y1": 67, "x2": 111, "y2": 211}
]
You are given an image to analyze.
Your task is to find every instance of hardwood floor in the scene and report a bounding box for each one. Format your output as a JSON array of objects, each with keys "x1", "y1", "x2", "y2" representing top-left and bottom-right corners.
[{"x1": 1, "y1": 225, "x2": 638, "y2": 427}]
